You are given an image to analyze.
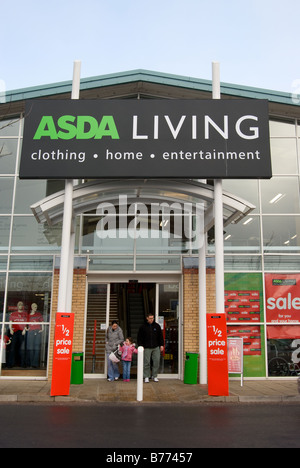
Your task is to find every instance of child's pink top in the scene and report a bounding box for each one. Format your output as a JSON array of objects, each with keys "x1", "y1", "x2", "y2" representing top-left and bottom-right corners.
[{"x1": 119, "y1": 344, "x2": 138, "y2": 361}]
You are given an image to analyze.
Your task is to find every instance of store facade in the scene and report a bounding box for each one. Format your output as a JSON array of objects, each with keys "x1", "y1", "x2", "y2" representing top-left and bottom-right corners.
[{"x1": 0, "y1": 69, "x2": 300, "y2": 381}]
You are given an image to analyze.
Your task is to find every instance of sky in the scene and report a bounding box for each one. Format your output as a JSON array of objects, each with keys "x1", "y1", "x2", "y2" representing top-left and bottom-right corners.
[{"x1": 2, "y1": 0, "x2": 300, "y2": 96}]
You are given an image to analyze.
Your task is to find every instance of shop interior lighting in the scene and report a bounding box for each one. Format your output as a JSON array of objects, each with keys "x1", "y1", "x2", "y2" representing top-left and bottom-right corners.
[
  {"x1": 243, "y1": 217, "x2": 253, "y2": 225},
  {"x1": 284, "y1": 234, "x2": 297, "y2": 245},
  {"x1": 160, "y1": 220, "x2": 169, "y2": 227},
  {"x1": 269, "y1": 193, "x2": 285, "y2": 204}
]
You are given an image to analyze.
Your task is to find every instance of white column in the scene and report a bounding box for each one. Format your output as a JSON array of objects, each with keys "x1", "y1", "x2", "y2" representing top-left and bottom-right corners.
[
  {"x1": 57, "y1": 180, "x2": 74, "y2": 312},
  {"x1": 57, "y1": 60, "x2": 81, "y2": 313},
  {"x1": 214, "y1": 179, "x2": 225, "y2": 313},
  {"x1": 199, "y1": 230, "x2": 207, "y2": 384},
  {"x1": 212, "y1": 61, "x2": 221, "y2": 100},
  {"x1": 212, "y1": 62, "x2": 225, "y2": 314},
  {"x1": 66, "y1": 221, "x2": 76, "y2": 313},
  {"x1": 137, "y1": 346, "x2": 144, "y2": 401}
]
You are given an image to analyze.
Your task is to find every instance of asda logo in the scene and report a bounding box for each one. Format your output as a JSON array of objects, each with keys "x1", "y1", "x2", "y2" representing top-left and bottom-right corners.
[{"x1": 33, "y1": 115, "x2": 120, "y2": 140}]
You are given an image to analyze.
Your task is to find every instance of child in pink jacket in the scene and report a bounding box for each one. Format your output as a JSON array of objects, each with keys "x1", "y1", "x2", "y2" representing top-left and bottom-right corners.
[{"x1": 119, "y1": 337, "x2": 138, "y2": 382}]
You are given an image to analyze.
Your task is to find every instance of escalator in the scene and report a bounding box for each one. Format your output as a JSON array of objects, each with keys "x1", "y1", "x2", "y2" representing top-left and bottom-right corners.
[{"x1": 126, "y1": 283, "x2": 155, "y2": 339}]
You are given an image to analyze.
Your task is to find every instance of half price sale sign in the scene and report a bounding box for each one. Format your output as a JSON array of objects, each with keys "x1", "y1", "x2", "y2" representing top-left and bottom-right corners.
[
  {"x1": 207, "y1": 314, "x2": 229, "y2": 396},
  {"x1": 51, "y1": 313, "x2": 75, "y2": 396}
]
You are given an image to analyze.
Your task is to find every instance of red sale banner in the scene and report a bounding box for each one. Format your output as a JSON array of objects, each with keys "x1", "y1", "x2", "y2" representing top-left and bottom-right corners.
[
  {"x1": 265, "y1": 274, "x2": 300, "y2": 324},
  {"x1": 207, "y1": 314, "x2": 229, "y2": 396},
  {"x1": 225, "y1": 290, "x2": 261, "y2": 322},
  {"x1": 51, "y1": 313, "x2": 75, "y2": 397},
  {"x1": 227, "y1": 326, "x2": 262, "y2": 356}
]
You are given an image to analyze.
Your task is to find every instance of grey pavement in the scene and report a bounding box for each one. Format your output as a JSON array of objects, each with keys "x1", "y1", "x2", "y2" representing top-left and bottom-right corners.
[{"x1": 0, "y1": 378, "x2": 299, "y2": 404}]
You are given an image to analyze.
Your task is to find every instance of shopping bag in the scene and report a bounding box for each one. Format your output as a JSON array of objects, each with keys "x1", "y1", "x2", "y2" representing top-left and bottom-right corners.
[{"x1": 109, "y1": 349, "x2": 121, "y2": 363}]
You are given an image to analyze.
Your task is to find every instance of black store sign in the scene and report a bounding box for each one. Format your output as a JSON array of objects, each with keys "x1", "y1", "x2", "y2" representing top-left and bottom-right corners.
[{"x1": 20, "y1": 99, "x2": 272, "y2": 179}]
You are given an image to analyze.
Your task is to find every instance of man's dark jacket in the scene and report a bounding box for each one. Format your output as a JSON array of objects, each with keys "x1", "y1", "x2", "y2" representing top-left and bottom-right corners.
[{"x1": 137, "y1": 321, "x2": 164, "y2": 349}]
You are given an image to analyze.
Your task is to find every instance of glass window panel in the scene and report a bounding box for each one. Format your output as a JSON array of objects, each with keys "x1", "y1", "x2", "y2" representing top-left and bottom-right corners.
[
  {"x1": 0, "y1": 257, "x2": 7, "y2": 270},
  {"x1": 135, "y1": 256, "x2": 181, "y2": 271},
  {"x1": 11, "y1": 217, "x2": 62, "y2": 253},
  {"x1": 3, "y1": 322, "x2": 49, "y2": 373},
  {"x1": 264, "y1": 255, "x2": 300, "y2": 270},
  {"x1": 136, "y1": 235, "x2": 189, "y2": 254},
  {"x1": 224, "y1": 216, "x2": 261, "y2": 253},
  {"x1": 222, "y1": 180, "x2": 259, "y2": 213},
  {"x1": 4, "y1": 272, "x2": 51, "y2": 373},
  {"x1": 263, "y1": 215, "x2": 300, "y2": 252},
  {"x1": 224, "y1": 255, "x2": 262, "y2": 271},
  {"x1": 14, "y1": 179, "x2": 65, "y2": 214},
  {"x1": 0, "y1": 273, "x2": 6, "y2": 320},
  {"x1": 270, "y1": 138, "x2": 298, "y2": 174},
  {"x1": 88, "y1": 256, "x2": 134, "y2": 271},
  {"x1": 0, "y1": 118, "x2": 20, "y2": 137},
  {"x1": 7, "y1": 273, "x2": 52, "y2": 310},
  {"x1": 260, "y1": 177, "x2": 300, "y2": 214},
  {"x1": 225, "y1": 272, "x2": 264, "y2": 322},
  {"x1": 0, "y1": 139, "x2": 18, "y2": 174},
  {"x1": 135, "y1": 213, "x2": 192, "y2": 254},
  {"x1": 0, "y1": 217, "x2": 11, "y2": 252},
  {"x1": 9, "y1": 256, "x2": 53, "y2": 271},
  {"x1": 267, "y1": 337, "x2": 300, "y2": 377},
  {"x1": 0, "y1": 177, "x2": 14, "y2": 213},
  {"x1": 82, "y1": 215, "x2": 134, "y2": 254},
  {"x1": 227, "y1": 325, "x2": 266, "y2": 377},
  {"x1": 5, "y1": 273, "x2": 51, "y2": 321},
  {"x1": 269, "y1": 119, "x2": 296, "y2": 137}
]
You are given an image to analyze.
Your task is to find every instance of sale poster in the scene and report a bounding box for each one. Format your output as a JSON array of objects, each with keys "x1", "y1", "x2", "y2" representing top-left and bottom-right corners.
[
  {"x1": 225, "y1": 290, "x2": 261, "y2": 322},
  {"x1": 228, "y1": 338, "x2": 243, "y2": 374},
  {"x1": 51, "y1": 313, "x2": 74, "y2": 397},
  {"x1": 265, "y1": 274, "x2": 300, "y2": 324}
]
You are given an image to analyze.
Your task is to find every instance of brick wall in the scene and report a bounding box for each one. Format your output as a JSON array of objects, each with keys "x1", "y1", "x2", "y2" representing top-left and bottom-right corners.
[
  {"x1": 48, "y1": 268, "x2": 86, "y2": 380},
  {"x1": 183, "y1": 267, "x2": 216, "y2": 362}
]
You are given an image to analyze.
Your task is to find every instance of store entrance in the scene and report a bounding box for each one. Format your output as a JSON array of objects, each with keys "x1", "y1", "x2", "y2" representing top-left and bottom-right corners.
[{"x1": 84, "y1": 281, "x2": 180, "y2": 378}]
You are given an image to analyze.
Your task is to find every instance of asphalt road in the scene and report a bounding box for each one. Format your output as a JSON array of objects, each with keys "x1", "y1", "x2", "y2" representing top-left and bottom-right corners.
[{"x1": 0, "y1": 402, "x2": 299, "y2": 449}]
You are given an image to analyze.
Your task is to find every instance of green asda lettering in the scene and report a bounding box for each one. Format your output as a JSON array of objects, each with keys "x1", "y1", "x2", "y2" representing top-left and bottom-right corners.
[{"x1": 33, "y1": 115, "x2": 120, "y2": 140}]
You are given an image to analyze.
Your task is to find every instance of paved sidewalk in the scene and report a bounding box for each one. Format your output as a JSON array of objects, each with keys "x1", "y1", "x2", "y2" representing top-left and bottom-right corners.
[{"x1": 0, "y1": 378, "x2": 299, "y2": 404}]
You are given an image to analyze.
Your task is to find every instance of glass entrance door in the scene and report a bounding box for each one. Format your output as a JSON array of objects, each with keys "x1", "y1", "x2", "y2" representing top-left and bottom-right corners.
[
  {"x1": 85, "y1": 281, "x2": 180, "y2": 378},
  {"x1": 85, "y1": 284, "x2": 108, "y2": 375},
  {"x1": 158, "y1": 283, "x2": 179, "y2": 375}
]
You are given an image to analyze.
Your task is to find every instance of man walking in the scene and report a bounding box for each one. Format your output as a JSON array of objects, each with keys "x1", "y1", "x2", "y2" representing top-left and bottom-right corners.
[{"x1": 137, "y1": 313, "x2": 164, "y2": 382}]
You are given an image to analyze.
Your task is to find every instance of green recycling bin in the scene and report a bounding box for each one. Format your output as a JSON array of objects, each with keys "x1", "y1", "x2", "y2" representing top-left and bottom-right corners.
[
  {"x1": 71, "y1": 352, "x2": 84, "y2": 385},
  {"x1": 184, "y1": 352, "x2": 199, "y2": 384}
]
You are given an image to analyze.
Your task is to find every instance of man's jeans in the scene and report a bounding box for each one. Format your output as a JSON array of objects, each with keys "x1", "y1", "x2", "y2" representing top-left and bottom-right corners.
[{"x1": 144, "y1": 346, "x2": 160, "y2": 378}]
